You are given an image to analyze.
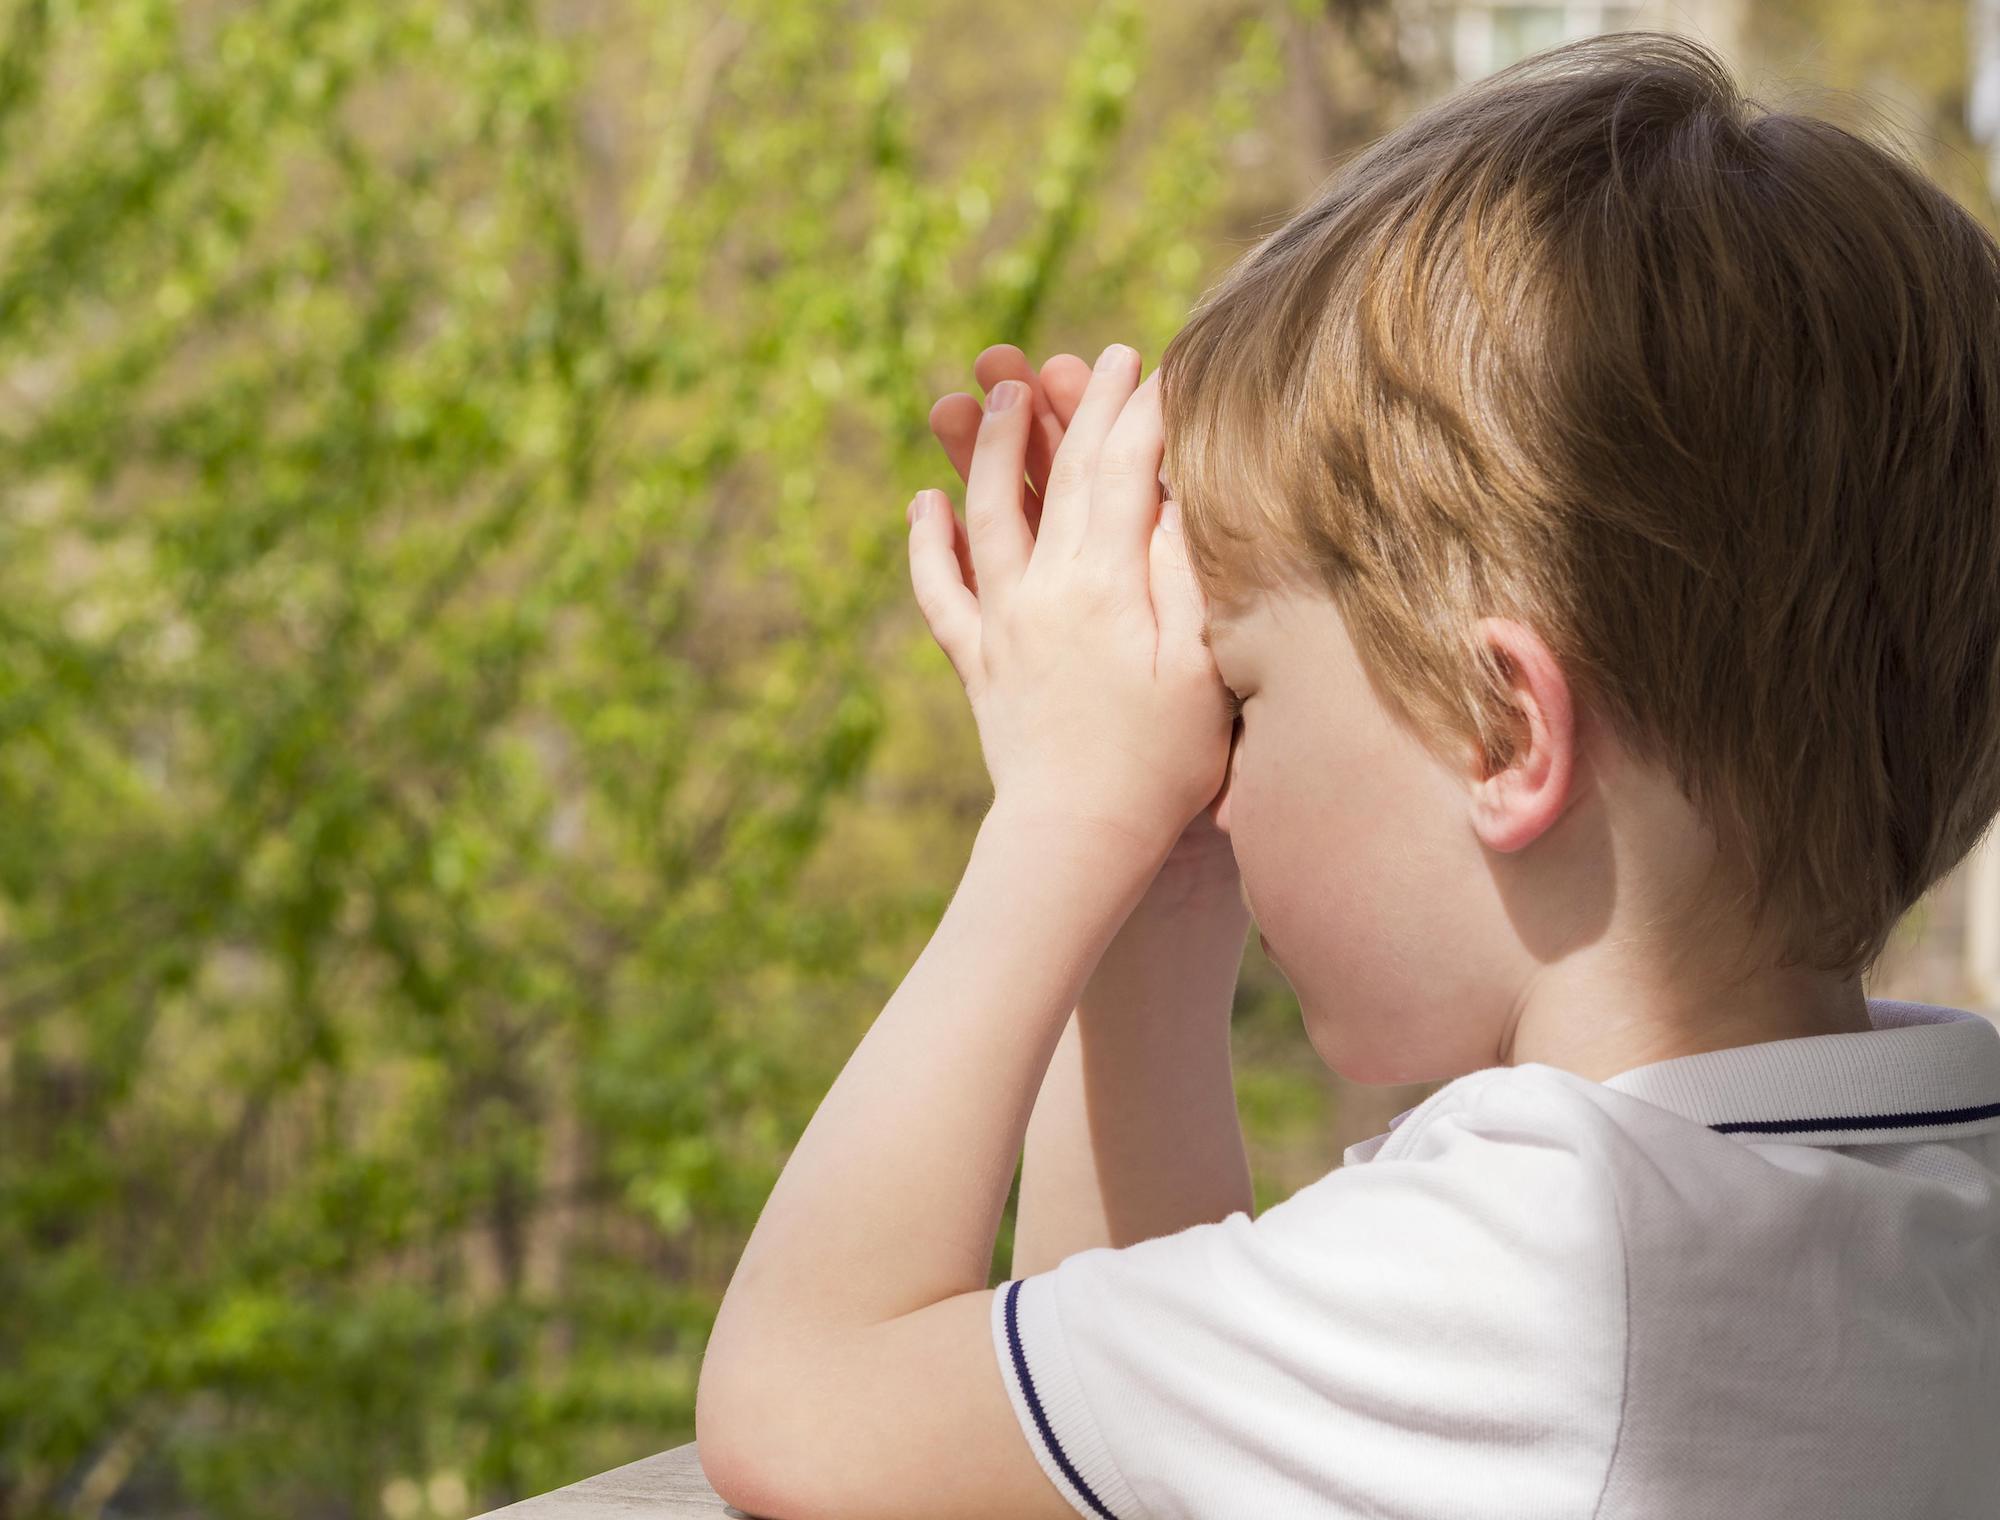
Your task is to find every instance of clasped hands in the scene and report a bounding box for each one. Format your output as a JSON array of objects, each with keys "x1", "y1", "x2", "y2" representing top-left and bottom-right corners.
[{"x1": 911, "y1": 343, "x2": 1239, "y2": 871}]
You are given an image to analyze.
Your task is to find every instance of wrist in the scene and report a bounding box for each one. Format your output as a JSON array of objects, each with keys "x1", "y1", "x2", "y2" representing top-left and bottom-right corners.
[
  {"x1": 1141, "y1": 810, "x2": 1244, "y2": 917},
  {"x1": 1135, "y1": 859, "x2": 1250, "y2": 924},
  {"x1": 1081, "y1": 871, "x2": 1249, "y2": 1029},
  {"x1": 978, "y1": 796, "x2": 1178, "y2": 881}
]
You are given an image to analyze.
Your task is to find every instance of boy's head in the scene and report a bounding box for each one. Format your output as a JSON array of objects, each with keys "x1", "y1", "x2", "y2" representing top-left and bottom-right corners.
[{"x1": 1161, "y1": 32, "x2": 2000, "y2": 1083}]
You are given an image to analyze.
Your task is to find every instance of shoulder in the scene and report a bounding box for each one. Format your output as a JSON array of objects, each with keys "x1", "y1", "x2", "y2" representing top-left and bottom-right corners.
[
  {"x1": 992, "y1": 1067, "x2": 1635, "y2": 1518},
  {"x1": 1249, "y1": 1064, "x2": 1634, "y2": 1288},
  {"x1": 1318, "y1": 1062, "x2": 1636, "y2": 1199}
]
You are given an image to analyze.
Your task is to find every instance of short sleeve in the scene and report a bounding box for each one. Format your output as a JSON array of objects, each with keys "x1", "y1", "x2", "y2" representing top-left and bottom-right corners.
[{"x1": 989, "y1": 1072, "x2": 1630, "y2": 1520}]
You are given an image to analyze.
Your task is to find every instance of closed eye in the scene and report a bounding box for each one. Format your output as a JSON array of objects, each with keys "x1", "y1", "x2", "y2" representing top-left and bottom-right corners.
[{"x1": 1224, "y1": 687, "x2": 1246, "y2": 721}]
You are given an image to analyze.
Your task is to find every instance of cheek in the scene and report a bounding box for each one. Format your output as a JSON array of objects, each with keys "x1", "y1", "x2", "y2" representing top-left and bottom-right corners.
[
  {"x1": 1226, "y1": 729, "x2": 1341, "y2": 950},
  {"x1": 1230, "y1": 720, "x2": 1426, "y2": 996},
  {"x1": 1238, "y1": 809, "x2": 1331, "y2": 962},
  {"x1": 1239, "y1": 726, "x2": 1500, "y2": 1083}
]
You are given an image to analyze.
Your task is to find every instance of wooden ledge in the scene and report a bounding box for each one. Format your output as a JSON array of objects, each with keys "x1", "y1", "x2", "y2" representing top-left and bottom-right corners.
[{"x1": 476, "y1": 1442, "x2": 747, "y2": 1518}]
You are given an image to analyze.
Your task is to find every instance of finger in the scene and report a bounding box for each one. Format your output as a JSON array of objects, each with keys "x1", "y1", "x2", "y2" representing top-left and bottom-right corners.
[
  {"x1": 1148, "y1": 494, "x2": 1208, "y2": 655},
  {"x1": 1039, "y1": 352, "x2": 1092, "y2": 428},
  {"x1": 972, "y1": 344, "x2": 1038, "y2": 403},
  {"x1": 1084, "y1": 368, "x2": 1166, "y2": 568},
  {"x1": 919, "y1": 399, "x2": 986, "y2": 593},
  {"x1": 1026, "y1": 392, "x2": 1063, "y2": 512},
  {"x1": 963, "y1": 380, "x2": 1036, "y2": 608},
  {"x1": 929, "y1": 392, "x2": 981, "y2": 486},
  {"x1": 948, "y1": 499, "x2": 978, "y2": 597},
  {"x1": 972, "y1": 345, "x2": 1060, "y2": 527},
  {"x1": 908, "y1": 490, "x2": 981, "y2": 685},
  {"x1": 1038, "y1": 343, "x2": 1143, "y2": 563}
]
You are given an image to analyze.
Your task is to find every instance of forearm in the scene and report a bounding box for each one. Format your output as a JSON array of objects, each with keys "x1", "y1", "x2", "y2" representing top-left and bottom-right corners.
[
  {"x1": 703, "y1": 804, "x2": 1166, "y2": 1374},
  {"x1": 1011, "y1": 866, "x2": 1254, "y2": 1279}
]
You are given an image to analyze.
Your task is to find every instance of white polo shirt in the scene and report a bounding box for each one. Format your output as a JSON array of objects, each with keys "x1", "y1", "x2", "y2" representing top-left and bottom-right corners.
[{"x1": 992, "y1": 997, "x2": 2000, "y2": 1519}]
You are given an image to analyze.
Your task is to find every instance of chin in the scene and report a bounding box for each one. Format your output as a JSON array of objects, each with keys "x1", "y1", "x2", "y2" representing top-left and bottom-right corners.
[
  {"x1": 1300, "y1": 1002, "x2": 1380, "y2": 1081},
  {"x1": 1299, "y1": 1000, "x2": 1478, "y2": 1087}
]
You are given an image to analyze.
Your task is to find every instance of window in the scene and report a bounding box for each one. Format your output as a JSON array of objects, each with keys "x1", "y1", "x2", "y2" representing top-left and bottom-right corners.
[
  {"x1": 1438, "y1": 1, "x2": 1712, "y2": 84},
  {"x1": 1490, "y1": 5, "x2": 1567, "y2": 71}
]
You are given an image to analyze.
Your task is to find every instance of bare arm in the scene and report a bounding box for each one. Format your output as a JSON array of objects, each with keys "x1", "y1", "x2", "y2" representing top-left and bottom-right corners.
[
  {"x1": 700, "y1": 806, "x2": 1187, "y2": 1519},
  {"x1": 924, "y1": 345, "x2": 1256, "y2": 1280},
  {"x1": 699, "y1": 344, "x2": 1253, "y2": 1512},
  {"x1": 1011, "y1": 823, "x2": 1254, "y2": 1278}
]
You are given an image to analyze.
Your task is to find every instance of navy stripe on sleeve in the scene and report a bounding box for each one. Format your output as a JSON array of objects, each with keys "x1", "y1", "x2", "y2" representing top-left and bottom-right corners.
[
  {"x1": 1711, "y1": 1099, "x2": 2000, "y2": 1135},
  {"x1": 1002, "y1": 1278, "x2": 1125, "y2": 1520}
]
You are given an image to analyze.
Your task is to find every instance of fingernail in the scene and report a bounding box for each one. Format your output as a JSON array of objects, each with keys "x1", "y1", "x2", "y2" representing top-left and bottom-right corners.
[
  {"x1": 986, "y1": 380, "x2": 1023, "y2": 412},
  {"x1": 907, "y1": 493, "x2": 925, "y2": 526},
  {"x1": 1096, "y1": 343, "x2": 1133, "y2": 375}
]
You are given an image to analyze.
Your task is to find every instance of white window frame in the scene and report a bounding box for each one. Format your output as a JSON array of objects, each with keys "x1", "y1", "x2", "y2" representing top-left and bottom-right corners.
[{"x1": 1448, "y1": 1, "x2": 1665, "y2": 84}]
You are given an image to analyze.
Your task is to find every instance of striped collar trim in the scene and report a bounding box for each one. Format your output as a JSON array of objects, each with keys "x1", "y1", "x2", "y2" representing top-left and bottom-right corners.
[{"x1": 1595, "y1": 998, "x2": 2000, "y2": 1147}]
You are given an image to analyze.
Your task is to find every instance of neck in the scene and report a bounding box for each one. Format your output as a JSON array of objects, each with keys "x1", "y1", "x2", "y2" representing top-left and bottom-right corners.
[{"x1": 1496, "y1": 949, "x2": 1873, "y2": 1084}]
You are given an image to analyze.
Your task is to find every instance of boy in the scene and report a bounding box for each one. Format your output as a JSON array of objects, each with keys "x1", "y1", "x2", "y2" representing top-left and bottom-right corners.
[{"x1": 695, "y1": 30, "x2": 2000, "y2": 1520}]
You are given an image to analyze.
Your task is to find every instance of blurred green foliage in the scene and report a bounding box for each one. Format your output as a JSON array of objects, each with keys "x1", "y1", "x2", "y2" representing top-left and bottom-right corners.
[
  {"x1": 0, "y1": 0, "x2": 1282, "y2": 1514},
  {"x1": 6, "y1": 0, "x2": 1978, "y2": 1514}
]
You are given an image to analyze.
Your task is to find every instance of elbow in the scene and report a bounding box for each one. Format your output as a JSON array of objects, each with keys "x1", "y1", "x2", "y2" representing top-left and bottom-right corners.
[
  {"x1": 698, "y1": 1290, "x2": 846, "y2": 1516},
  {"x1": 697, "y1": 1425, "x2": 794, "y2": 1519},
  {"x1": 696, "y1": 1345, "x2": 800, "y2": 1518},
  {"x1": 695, "y1": 1350, "x2": 760, "y2": 1510},
  {"x1": 697, "y1": 1436, "x2": 772, "y2": 1514}
]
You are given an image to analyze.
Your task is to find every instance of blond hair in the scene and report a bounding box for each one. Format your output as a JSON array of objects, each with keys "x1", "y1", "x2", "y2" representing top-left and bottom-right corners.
[{"x1": 1161, "y1": 31, "x2": 2000, "y2": 979}]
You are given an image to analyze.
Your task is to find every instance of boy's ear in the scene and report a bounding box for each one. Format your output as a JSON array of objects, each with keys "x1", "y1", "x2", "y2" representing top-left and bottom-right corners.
[{"x1": 1465, "y1": 617, "x2": 1577, "y2": 855}]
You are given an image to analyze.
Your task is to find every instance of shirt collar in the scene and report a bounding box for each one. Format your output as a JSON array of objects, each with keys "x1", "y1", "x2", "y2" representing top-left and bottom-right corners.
[
  {"x1": 1379, "y1": 999, "x2": 2000, "y2": 1150},
  {"x1": 1595, "y1": 997, "x2": 2000, "y2": 1146}
]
